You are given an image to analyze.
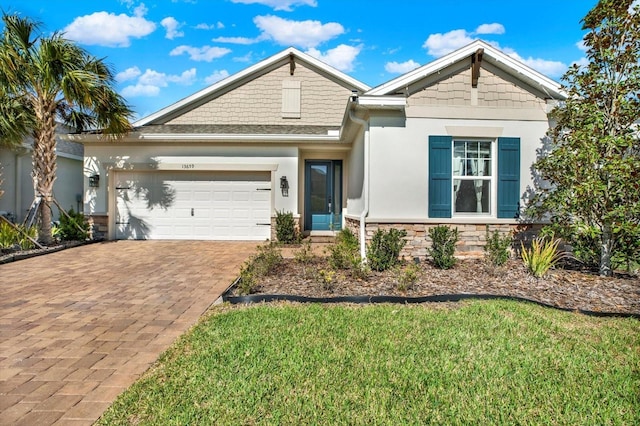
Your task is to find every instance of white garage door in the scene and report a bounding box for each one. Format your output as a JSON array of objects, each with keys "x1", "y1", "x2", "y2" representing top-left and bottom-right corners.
[{"x1": 115, "y1": 171, "x2": 271, "y2": 240}]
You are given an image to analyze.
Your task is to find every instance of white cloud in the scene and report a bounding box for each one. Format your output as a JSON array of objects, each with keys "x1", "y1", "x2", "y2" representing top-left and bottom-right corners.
[
  {"x1": 64, "y1": 11, "x2": 156, "y2": 47},
  {"x1": 121, "y1": 67, "x2": 197, "y2": 97},
  {"x1": 161, "y1": 17, "x2": 184, "y2": 39},
  {"x1": 423, "y1": 23, "x2": 506, "y2": 56},
  {"x1": 213, "y1": 36, "x2": 263, "y2": 45},
  {"x1": 121, "y1": 84, "x2": 160, "y2": 97},
  {"x1": 169, "y1": 45, "x2": 232, "y2": 62},
  {"x1": 133, "y1": 3, "x2": 148, "y2": 17},
  {"x1": 205, "y1": 70, "x2": 230, "y2": 84},
  {"x1": 116, "y1": 66, "x2": 142, "y2": 82},
  {"x1": 423, "y1": 29, "x2": 474, "y2": 56},
  {"x1": 385, "y1": 59, "x2": 421, "y2": 74},
  {"x1": 305, "y1": 44, "x2": 361, "y2": 72},
  {"x1": 503, "y1": 48, "x2": 567, "y2": 77},
  {"x1": 576, "y1": 40, "x2": 587, "y2": 52},
  {"x1": 196, "y1": 22, "x2": 225, "y2": 30},
  {"x1": 475, "y1": 23, "x2": 505, "y2": 35},
  {"x1": 254, "y1": 15, "x2": 343, "y2": 49},
  {"x1": 231, "y1": 0, "x2": 316, "y2": 11},
  {"x1": 138, "y1": 68, "x2": 197, "y2": 86}
]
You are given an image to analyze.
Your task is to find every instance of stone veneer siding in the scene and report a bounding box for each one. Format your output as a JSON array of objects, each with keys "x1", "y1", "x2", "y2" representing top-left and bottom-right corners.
[
  {"x1": 345, "y1": 217, "x2": 541, "y2": 259},
  {"x1": 88, "y1": 214, "x2": 108, "y2": 240}
]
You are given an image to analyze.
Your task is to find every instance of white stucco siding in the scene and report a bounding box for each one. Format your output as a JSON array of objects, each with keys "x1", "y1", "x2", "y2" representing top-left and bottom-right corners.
[
  {"x1": 1, "y1": 148, "x2": 83, "y2": 223},
  {"x1": 367, "y1": 117, "x2": 550, "y2": 222},
  {"x1": 346, "y1": 129, "x2": 365, "y2": 216},
  {"x1": 83, "y1": 144, "x2": 299, "y2": 226}
]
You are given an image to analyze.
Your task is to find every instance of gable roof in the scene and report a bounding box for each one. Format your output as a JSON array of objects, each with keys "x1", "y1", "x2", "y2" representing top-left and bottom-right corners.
[
  {"x1": 135, "y1": 47, "x2": 371, "y2": 127},
  {"x1": 365, "y1": 40, "x2": 566, "y2": 100}
]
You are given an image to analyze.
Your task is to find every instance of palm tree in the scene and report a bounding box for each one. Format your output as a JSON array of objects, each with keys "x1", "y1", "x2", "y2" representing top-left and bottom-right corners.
[{"x1": 0, "y1": 13, "x2": 132, "y2": 244}]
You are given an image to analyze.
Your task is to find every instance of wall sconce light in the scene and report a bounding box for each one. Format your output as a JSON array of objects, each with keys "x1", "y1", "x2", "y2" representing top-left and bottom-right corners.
[
  {"x1": 280, "y1": 176, "x2": 289, "y2": 197},
  {"x1": 89, "y1": 174, "x2": 100, "y2": 188}
]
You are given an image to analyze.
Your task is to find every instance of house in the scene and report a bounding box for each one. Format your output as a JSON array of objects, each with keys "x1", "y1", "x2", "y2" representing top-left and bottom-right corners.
[
  {"x1": 74, "y1": 40, "x2": 565, "y2": 257},
  {"x1": 0, "y1": 126, "x2": 84, "y2": 224}
]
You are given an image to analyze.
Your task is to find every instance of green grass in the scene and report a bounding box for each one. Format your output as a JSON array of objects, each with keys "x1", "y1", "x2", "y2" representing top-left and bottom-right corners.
[{"x1": 98, "y1": 301, "x2": 640, "y2": 425}]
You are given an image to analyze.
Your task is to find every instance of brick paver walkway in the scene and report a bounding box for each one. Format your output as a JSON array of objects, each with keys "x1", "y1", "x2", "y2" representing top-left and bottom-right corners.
[{"x1": 0, "y1": 241, "x2": 256, "y2": 425}]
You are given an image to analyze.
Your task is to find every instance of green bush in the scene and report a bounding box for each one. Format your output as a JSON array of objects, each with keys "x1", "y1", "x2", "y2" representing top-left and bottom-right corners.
[
  {"x1": 59, "y1": 208, "x2": 89, "y2": 241},
  {"x1": 275, "y1": 210, "x2": 300, "y2": 244},
  {"x1": 484, "y1": 226, "x2": 512, "y2": 266},
  {"x1": 366, "y1": 228, "x2": 407, "y2": 272},
  {"x1": 294, "y1": 238, "x2": 315, "y2": 264},
  {"x1": 326, "y1": 228, "x2": 360, "y2": 270},
  {"x1": 252, "y1": 242, "x2": 283, "y2": 276},
  {"x1": 0, "y1": 221, "x2": 18, "y2": 249},
  {"x1": 428, "y1": 226, "x2": 458, "y2": 269},
  {"x1": 237, "y1": 264, "x2": 257, "y2": 295},
  {"x1": 0, "y1": 222, "x2": 37, "y2": 250},
  {"x1": 521, "y1": 237, "x2": 567, "y2": 278},
  {"x1": 396, "y1": 262, "x2": 421, "y2": 291},
  {"x1": 18, "y1": 226, "x2": 37, "y2": 250},
  {"x1": 237, "y1": 243, "x2": 283, "y2": 295}
]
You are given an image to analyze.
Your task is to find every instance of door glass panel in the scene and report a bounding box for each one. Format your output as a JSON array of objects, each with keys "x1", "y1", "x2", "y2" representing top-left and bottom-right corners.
[
  {"x1": 333, "y1": 163, "x2": 341, "y2": 214},
  {"x1": 309, "y1": 164, "x2": 328, "y2": 213}
]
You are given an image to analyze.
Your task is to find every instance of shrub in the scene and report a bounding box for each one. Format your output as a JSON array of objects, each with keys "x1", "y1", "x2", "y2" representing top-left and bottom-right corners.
[
  {"x1": 236, "y1": 243, "x2": 283, "y2": 295},
  {"x1": 59, "y1": 208, "x2": 89, "y2": 241},
  {"x1": 252, "y1": 242, "x2": 283, "y2": 276},
  {"x1": 366, "y1": 228, "x2": 407, "y2": 272},
  {"x1": 18, "y1": 226, "x2": 37, "y2": 250},
  {"x1": 327, "y1": 228, "x2": 360, "y2": 270},
  {"x1": 521, "y1": 237, "x2": 566, "y2": 278},
  {"x1": 428, "y1": 226, "x2": 458, "y2": 269},
  {"x1": 294, "y1": 239, "x2": 316, "y2": 279},
  {"x1": 484, "y1": 226, "x2": 512, "y2": 266},
  {"x1": 316, "y1": 268, "x2": 336, "y2": 291},
  {"x1": 294, "y1": 238, "x2": 315, "y2": 264},
  {"x1": 0, "y1": 221, "x2": 18, "y2": 249},
  {"x1": 237, "y1": 264, "x2": 257, "y2": 295},
  {"x1": 0, "y1": 222, "x2": 37, "y2": 250},
  {"x1": 396, "y1": 262, "x2": 421, "y2": 292},
  {"x1": 275, "y1": 210, "x2": 300, "y2": 244}
]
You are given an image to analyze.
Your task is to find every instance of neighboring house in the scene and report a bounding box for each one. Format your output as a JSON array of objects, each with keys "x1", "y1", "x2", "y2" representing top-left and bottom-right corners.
[
  {"x1": 74, "y1": 40, "x2": 565, "y2": 257},
  {"x1": 0, "y1": 126, "x2": 84, "y2": 224}
]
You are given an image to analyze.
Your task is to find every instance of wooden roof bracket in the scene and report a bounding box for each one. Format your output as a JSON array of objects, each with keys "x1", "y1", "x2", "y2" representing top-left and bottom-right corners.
[
  {"x1": 471, "y1": 48, "x2": 484, "y2": 88},
  {"x1": 289, "y1": 53, "x2": 296, "y2": 75}
]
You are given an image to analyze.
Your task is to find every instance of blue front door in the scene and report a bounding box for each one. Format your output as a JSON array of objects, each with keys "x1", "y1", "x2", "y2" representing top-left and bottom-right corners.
[{"x1": 305, "y1": 160, "x2": 342, "y2": 231}]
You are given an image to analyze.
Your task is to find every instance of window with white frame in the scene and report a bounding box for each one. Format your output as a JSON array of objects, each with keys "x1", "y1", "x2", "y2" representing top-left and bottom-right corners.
[{"x1": 452, "y1": 140, "x2": 492, "y2": 214}]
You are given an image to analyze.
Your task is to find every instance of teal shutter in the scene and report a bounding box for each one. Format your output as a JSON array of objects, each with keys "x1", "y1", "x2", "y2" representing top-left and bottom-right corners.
[
  {"x1": 497, "y1": 137, "x2": 520, "y2": 218},
  {"x1": 429, "y1": 136, "x2": 452, "y2": 218}
]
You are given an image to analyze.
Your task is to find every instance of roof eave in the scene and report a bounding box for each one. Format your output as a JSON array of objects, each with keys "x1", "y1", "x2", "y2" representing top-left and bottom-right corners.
[
  {"x1": 69, "y1": 132, "x2": 342, "y2": 144},
  {"x1": 366, "y1": 40, "x2": 566, "y2": 100}
]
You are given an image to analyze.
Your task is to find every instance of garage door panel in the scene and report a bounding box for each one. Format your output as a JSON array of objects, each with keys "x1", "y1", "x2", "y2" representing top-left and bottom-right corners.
[{"x1": 115, "y1": 171, "x2": 271, "y2": 240}]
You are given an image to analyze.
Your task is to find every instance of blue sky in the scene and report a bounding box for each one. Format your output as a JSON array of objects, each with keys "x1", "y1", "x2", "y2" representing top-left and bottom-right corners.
[{"x1": 6, "y1": 0, "x2": 597, "y2": 121}]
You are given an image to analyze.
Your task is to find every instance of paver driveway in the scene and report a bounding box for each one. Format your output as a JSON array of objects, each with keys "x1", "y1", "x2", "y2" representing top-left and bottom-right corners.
[{"x1": 0, "y1": 240, "x2": 256, "y2": 425}]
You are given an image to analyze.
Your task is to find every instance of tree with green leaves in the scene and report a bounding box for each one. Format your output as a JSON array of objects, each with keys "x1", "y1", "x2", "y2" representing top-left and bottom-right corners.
[
  {"x1": 0, "y1": 13, "x2": 132, "y2": 244},
  {"x1": 529, "y1": 0, "x2": 640, "y2": 276}
]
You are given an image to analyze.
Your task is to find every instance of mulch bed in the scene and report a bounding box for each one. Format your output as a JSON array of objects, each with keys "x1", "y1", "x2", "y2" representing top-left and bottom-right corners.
[
  {"x1": 0, "y1": 240, "x2": 92, "y2": 264},
  {"x1": 227, "y1": 257, "x2": 640, "y2": 316}
]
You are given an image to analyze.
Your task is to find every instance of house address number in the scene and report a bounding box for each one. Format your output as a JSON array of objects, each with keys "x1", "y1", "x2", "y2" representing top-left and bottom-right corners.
[{"x1": 181, "y1": 164, "x2": 195, "y2": 169}]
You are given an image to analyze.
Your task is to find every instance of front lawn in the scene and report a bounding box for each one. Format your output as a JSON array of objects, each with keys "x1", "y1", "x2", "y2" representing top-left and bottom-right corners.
[{"x1": 98, "y1": 301, "x2": 640, "y2": 425}]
